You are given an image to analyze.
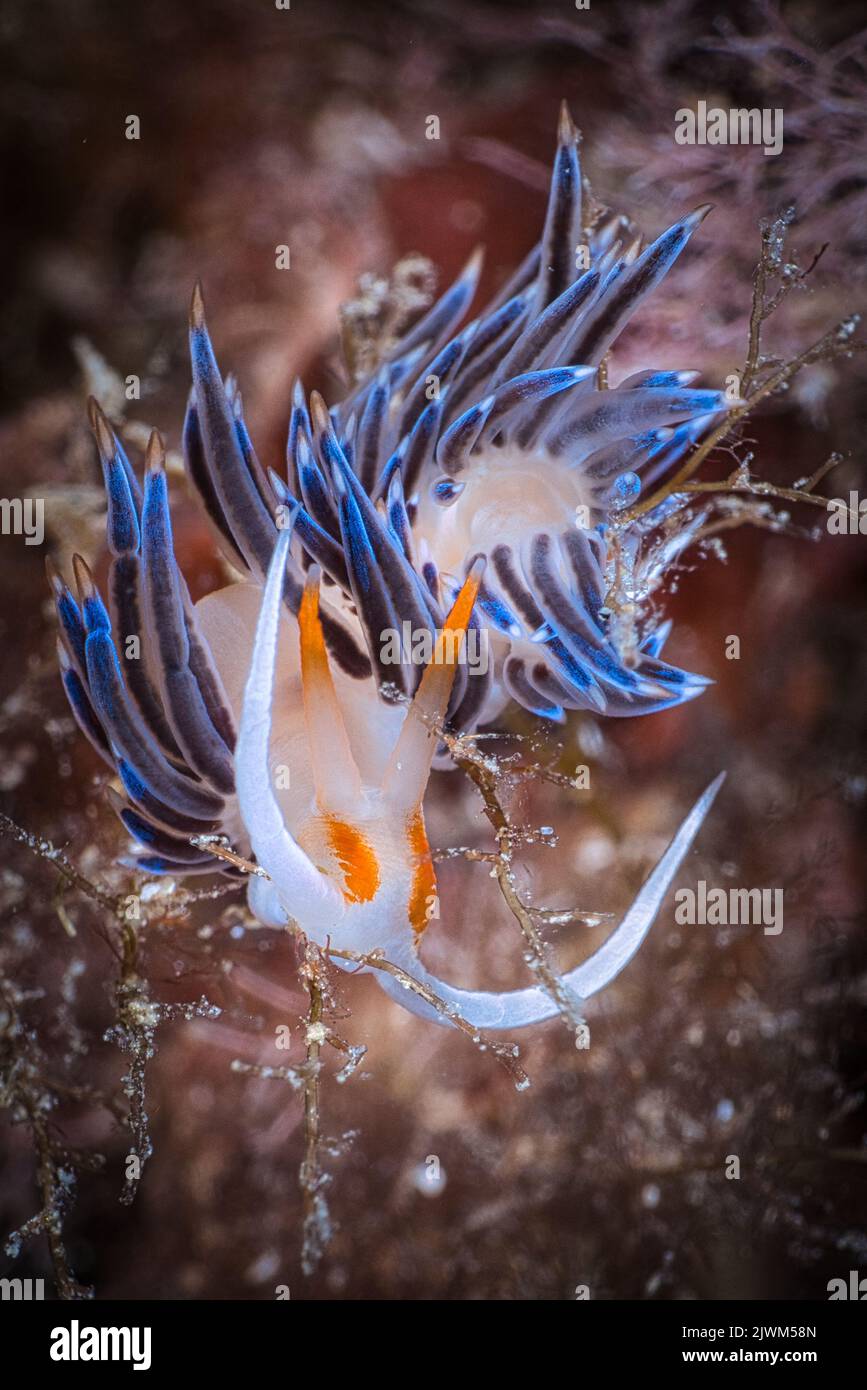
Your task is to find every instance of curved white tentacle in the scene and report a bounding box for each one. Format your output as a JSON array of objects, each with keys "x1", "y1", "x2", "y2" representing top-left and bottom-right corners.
[
  {"x1": 247, "y1": 873, "x2": 289, "y2": 928},
  {"x1": 372, "y1": 772, "x2": 725, "y2": 1030},
  {"x1": 237, "y1": 525, "x2": 346, "y2": 933}
]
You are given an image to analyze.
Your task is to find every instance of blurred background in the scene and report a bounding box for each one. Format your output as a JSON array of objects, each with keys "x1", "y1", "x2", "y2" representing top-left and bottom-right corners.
[{"x1": 0, "y1": 0, "x2": 865, "y2": 1300}]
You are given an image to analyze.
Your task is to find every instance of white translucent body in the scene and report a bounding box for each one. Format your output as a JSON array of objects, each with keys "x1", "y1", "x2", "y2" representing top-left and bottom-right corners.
[{"x1": 194, "y1": 533, "x2": 724, "y2": 1031}]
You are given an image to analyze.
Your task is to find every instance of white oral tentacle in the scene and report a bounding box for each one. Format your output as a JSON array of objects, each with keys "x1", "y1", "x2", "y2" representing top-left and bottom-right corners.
[
  {"x1": 237, "y1": 525, "x2": 346, "y2": 934},
  {"x1": 372, "y1": 773, "x2": 725, "y2": 1030}
]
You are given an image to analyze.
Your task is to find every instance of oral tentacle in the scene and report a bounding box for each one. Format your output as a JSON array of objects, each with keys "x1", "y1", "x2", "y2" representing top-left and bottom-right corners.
[
  {"x1": 298, "y1": 566, "x2": 364, "y2": 810},
  {"x1": 372, "y1": 774, "x2": 725, "y2": 1030},
  {"x1": 236, "y1": 524, "x2": 346, "y2": 932}
]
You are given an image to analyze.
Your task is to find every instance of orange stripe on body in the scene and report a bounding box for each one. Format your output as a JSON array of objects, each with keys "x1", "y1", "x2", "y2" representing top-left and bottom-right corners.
[
  {"x1": 324, "y1": 816, "x2": 381, "y2": 904},
  {"x1": 407, "y1": 811, "x2": 438, "y2": 937}
]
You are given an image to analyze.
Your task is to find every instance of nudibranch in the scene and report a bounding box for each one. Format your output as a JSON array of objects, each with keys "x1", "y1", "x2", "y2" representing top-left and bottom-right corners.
[{"x1": 50, "y1": 104, "x2": 726, "y2": 1030}]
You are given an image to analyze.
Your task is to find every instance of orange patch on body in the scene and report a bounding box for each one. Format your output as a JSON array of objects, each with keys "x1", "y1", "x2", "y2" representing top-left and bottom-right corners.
[
  {"x1": 407, "y1": 811, "x2": 438, "y2": 937},
  {"x1": 324, "y1": 816, "x2": 380, "y2": 904}
]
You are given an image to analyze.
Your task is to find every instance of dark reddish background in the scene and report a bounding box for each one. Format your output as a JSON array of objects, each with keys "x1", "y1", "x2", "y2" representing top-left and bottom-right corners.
[{"x1": 0, "y1": 0, "x2": 865, "y2": 1301}]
